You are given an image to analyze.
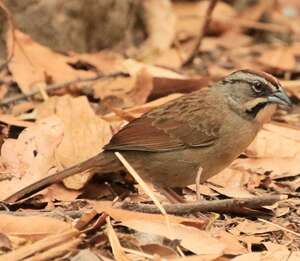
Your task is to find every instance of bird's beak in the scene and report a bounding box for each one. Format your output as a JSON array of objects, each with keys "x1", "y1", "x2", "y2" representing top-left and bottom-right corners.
[{"x1": 267, "y1": 89, "x2": 292, "y2": 107}]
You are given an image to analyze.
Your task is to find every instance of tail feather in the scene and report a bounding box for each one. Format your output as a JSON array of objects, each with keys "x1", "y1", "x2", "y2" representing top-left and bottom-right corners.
[{"x1": 5, "y1": 152, "x2": 121, "y2": 203}]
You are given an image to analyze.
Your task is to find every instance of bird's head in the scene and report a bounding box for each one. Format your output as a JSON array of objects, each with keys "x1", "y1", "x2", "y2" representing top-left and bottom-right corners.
[{"x1": 218, "y1": 69, "x2": 292, "y2": 124}]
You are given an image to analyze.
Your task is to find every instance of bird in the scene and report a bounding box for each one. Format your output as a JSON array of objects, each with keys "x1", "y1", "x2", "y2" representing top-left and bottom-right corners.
[{"x1": 5, "y1": 69, "x2": 292, "y2": 202}]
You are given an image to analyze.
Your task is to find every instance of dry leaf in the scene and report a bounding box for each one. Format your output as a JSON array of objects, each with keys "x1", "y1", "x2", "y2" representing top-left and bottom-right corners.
[
  {"x1": 247, "y1": 124, "x2": 300, "y2": 158},
  {"x1": 213, "y1": 230, "x2": 247, "y2": 255},
  {"x1": 67, "y1": 51, "x2": 125, "y2": 74},
  {"x1": 141, "y1": 0, "x2": 176, "y2": 52},
  {"x1": 282, "y1": 79, "x2": 300, "y2": 99},
  {"x1": 11, "y1": 102, "x2": 35, "y2": 116},
  {"x1": 36, "y1": 95, "x2": 113, "y2": 190},
  {"x1": 169, "y1": 255, "x2": 222, "y2": 261},
  {"x1": 93, "y1": 68, "x2": 153, "y2": 108},
  {"x1": 106, "y1": 217, "x2": 131, "y2": 261},
  {"x1": 209, "y1": 123, "x2": 300, "y2": 193},
  {"x1": 217, "y1": 32, "x2": 252, "y2": 49},
  {"x1": 173, "y1": 0, "x2": 236, "y2": 40},
  {"x1": 240, "y1": 124, "x2": 300, "y2": 178},
  {"x1": 231, "y1": 252, "x2": 261, "y2": 261},
  {"x1": 258, "y1": 46, "x2": 296, "y2": 71},
  {"x1": 0, "y1": 214, "x2": 71, "y2": 239},
  {"x1": 0, "y1": 114, "x2": 34, "y2": 128},
  {"x1": 121, "y1": 219, "x2": 224, "y2": 256},
  {"x1": 0, "y1": 116, "x2": 64, "y2": 200},
  {"x1": 71, "y1": 249, "x2": 103, "y2": 261},
  {"x1": 263, "y1": 242, "x2": 289, "y2": 252},
  {"x1": 0, "y1": 233, "x2": 12, "y2": 251},
  {"x1": 233, "y1": 250, "x2": 300, "y2": 261},
  {"x1": 207, "y1": 168, "x2": 253, "y2": 198},
  {"x1": 7, "y1": 31, "x2": 94, "y2": 94},
  {"x1": 141, "y1": 243, "x2": 177, "y2": 258},
  {"x1": 235, "y1": 220, "x2": 280, "y2": 235},
  {"x1": 103, "y1": 93, "x2": 183, "y2": 122},
  {"x1": 0, "y1": 228, "x2": 80, "y2": 261},
  {"x1": 123, "y1": 59, "x2": 184, "y2": 79}
]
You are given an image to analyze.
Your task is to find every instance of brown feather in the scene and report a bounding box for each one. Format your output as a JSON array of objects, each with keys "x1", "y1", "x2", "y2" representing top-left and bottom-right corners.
[{"x1": 104, "y1": 88, "x2": 226, "y2": 152}]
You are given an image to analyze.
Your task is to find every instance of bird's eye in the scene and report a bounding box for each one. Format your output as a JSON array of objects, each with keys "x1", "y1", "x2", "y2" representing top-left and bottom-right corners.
[{"x1": 252, "y1": 82, "x2": 264, "y2": 94}]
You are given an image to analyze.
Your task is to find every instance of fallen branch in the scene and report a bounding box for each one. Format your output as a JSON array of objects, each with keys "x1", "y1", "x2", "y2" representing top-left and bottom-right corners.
[
  {"x1": 183, "y1": 0, "x2": 219, "y2": 66},
  {"x1": 120, "y1": 195, "x2": 287, "y2": 215},
  {"x1": 0, "y1": 71, "x2": 129, "y2": 105}
]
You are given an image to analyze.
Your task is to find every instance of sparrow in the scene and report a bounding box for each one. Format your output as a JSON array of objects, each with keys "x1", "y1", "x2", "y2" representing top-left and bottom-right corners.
[{"x1": 5, "y1": 69, "x2": 292, "y2": 202}]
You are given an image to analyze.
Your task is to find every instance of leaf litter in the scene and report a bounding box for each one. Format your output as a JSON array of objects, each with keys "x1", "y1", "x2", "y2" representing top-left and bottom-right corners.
[{"x1": 0, "y1": 0, "x2": 300, "y2": 260}]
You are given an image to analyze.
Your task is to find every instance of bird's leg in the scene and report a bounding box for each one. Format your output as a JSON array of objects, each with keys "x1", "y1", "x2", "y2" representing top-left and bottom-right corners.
[
  {"x1": 195, "y1": 167, "x2": 204, "y2": 201},
  {"x1": 154, "y1": 185, "x2": 185, "y2": 204}
]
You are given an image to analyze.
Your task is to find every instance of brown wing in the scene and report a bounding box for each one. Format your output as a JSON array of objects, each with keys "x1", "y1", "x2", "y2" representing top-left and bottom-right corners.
[{"x1": 104, "y1": 88, "x2": 226, "y2": 152}]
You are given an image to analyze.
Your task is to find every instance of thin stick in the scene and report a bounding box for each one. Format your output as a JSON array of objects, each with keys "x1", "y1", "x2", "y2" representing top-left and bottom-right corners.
[
  {"x1": 183, "y1": 0, "x2": 219, "y2": 66},
  {"x1": 258, "y1": 218, "x2": 300, "y2": 237},
  {"x1": 114, "y1": 152, "x2": 172, "y2": 234},
  {"x1": 106, "y1": 216, "x2": 131, "y2": 261},
  {"x1": 114, "y1": 152, "x2": 167, "y2": 216},
  {"x1": 0, "y1": 71, "x2": 129, "y2": 105},
  {"x1": 195, "y1": 167, "x2": 203, "y2": 201},
  {"x1": 122, "y1": 247, "x2": 154, "y2": 260},
  {"x1": 120, "y1": 195, "x2": 287, "y2": 215}
]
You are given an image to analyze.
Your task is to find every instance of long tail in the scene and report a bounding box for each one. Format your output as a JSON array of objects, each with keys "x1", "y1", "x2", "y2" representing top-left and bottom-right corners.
[{"x1": 5, "y1": 152, "x2": 120, "y2": 203}]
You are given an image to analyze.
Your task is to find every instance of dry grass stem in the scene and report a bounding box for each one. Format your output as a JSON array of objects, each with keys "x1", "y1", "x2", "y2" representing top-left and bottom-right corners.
[{"x1": 114, "y1": 152, "x2": 172, "y2": 235}]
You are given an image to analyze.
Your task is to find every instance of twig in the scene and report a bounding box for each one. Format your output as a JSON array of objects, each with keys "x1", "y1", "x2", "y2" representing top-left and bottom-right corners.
[
  {"x1": 0, "y1": 71, "x2": 129, "y2": 106},
  {"x1": 183, "y1": 0, "x2": 219, "y2": 66},
  {"x1": 0, "y1": 229, "x2": 80, "y2": 261},
  {"x1": 258, "y1": 218, "x2": 300, "y2": 237},
  {"x1": 114, "y1": 152, "x2": 172, "y2": 234},
  {"x1": 120, "y1": 195, "x2": 287, "y2": 215},
  {"x1": 106, "y1": 216, "x2": 131, "y2": 261},
  {"x1": 195, "y1": 167, "x2": 203, "y2": 201},
  {"x1": 0, "y1": 209, "x2": 84, "y2": 219}
]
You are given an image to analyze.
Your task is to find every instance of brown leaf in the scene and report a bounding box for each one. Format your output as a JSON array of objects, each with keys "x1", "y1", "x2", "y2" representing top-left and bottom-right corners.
[
  {"x1": 235, "y1": 220, "x2": 280, "y2": 235},
  {"x1": 125, "y1": 68, "x2": 153, "y2": 106},
  {"x1": 67, "y1": 51, "x2": 125, "y2": 74},
  {"x1": 173, "y1": 0, "x2": 236, "y2": 41},
  {"x1": 232, "y1": 250, "x2": 300, "y2": 261},
  {"x1": 121, "y1": 219, "x2": 225, "y2": 256},
  {"x1": 241, "y1": 124, "x2": 300, "y2": 178},
  {"x1": 0, "y1": 116, "x2": 64, "y2": 200},
  {"x1": 213, "y1": 231, "x2": 247, "y2": 255},
  {"x1": 207, "y1": 168, "x2": 254, "y2": 198},
  {"x1": 140, "y1": 0, "x2": 176, "y2": 52},
  {"x1": 103, "y1": 93, "x2": 183, "y2": 122},
  {"x1": 93, "y1": 68, "x2": 153, "y2": 108},
  {"x1": 247, "y1": 124, "x2": 300, "y2": 158},
  {"x1": 36, "y1": 95, "x2": 113, "y2": 190},
  {"x1": 7, "y1": 31, "x2": 94, "y2": 94},
  {"x1": 141, "y1": 243, "x2": 177, "y2": 258},
  {"x1": 281, "y1": 79, "x2": 300, "y2": 99},
  {"x1": 169, "y1": 254, "x2": 222, "y2": 261},
  {"x1": 0, "y1": 114, "x2": 34, "y2": 128},
  {"x1": 0, "y1": 233, "x2": 12, "y2": 251},
  {"x1": 258, "y1": 46, "x2": 296, "y2": 71},
  {"x1": 0, "y1": 214, "x2": 71, "y2": 239}
]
